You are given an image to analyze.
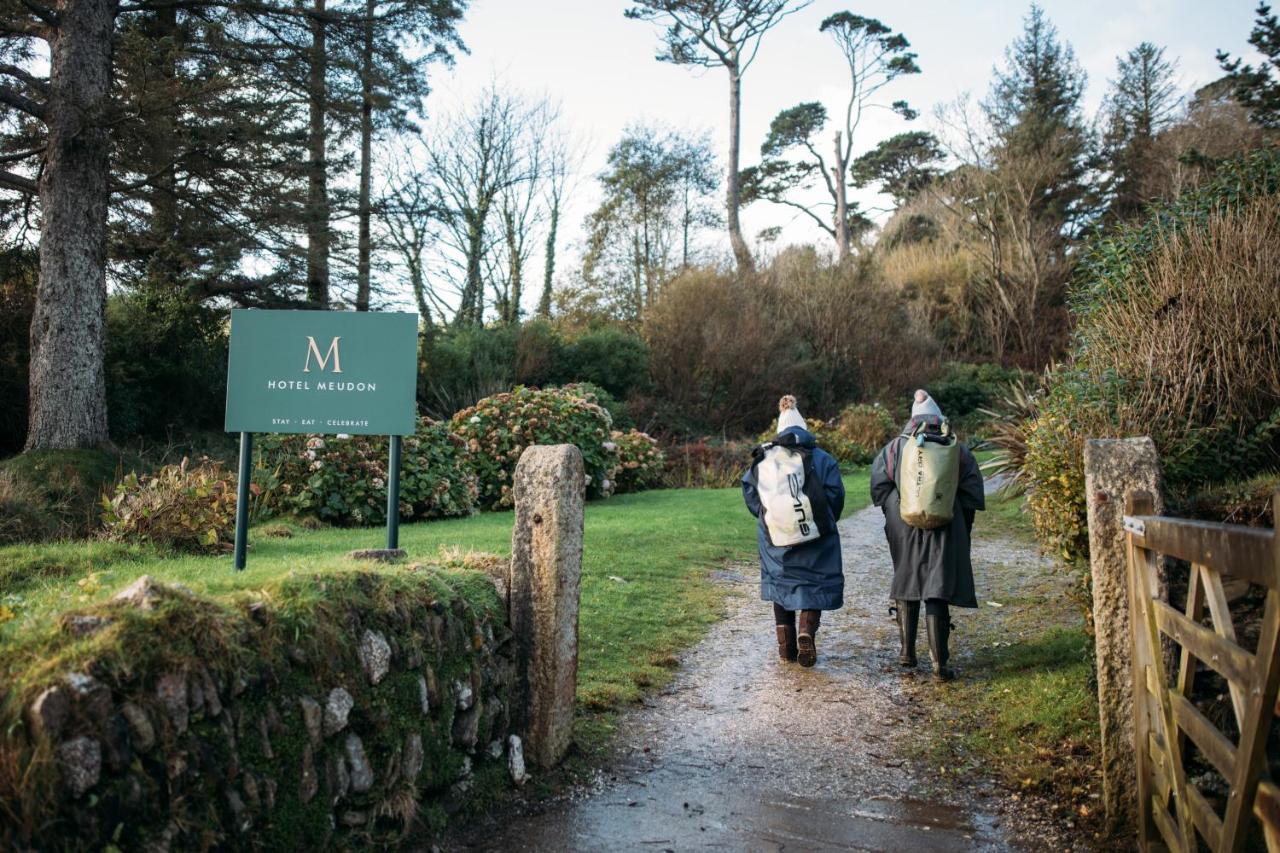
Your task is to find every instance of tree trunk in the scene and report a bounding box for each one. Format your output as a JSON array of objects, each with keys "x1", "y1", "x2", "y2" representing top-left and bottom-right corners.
[
  {"x1": 306, "y1": 0, "x2": 330, "y2": 309},
  {"x1": 832, "y1": 130, "x2": 849, "y2": 265},
  {"x1": 355, "y1": 0, "x2": 374, "y2": 311},
  {"x1": 458, "y1": 207, "x2": 486, "y2": 326},
  {"x1": 538, "y1": 200, "x2": 557, "y2": 318},
  {"x1": 726, "y1": 67, "x2": 754, "y2": 273},
  {"x1": 26, "y1": 0, "x2": 115, "y2": 450}
]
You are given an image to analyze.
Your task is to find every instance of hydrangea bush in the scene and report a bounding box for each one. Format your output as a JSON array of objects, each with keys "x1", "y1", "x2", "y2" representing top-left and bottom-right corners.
[
  {"x1": 610, "y1": 430, "x2": 666, "y2": 493},
  {"x1": 449, "y1": 386, "x2": 618, "y2": 509},
  {"x1": 102, "y1": 457, "x2": 238, "y2": 554},
  {"x1": 255, "y1": 418, "x2": 478, "y2": 526}
]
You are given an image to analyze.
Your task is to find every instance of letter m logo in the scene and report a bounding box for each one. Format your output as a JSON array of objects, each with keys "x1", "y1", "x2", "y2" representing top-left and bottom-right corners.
[{"x1": 303, "y1": 336, "x2": 343, "y2": 373}]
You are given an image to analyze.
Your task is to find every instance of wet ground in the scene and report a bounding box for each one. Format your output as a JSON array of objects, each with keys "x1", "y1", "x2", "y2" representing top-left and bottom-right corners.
[{"x1": 446, "y1": 500, "x2": 1056, "y2": 852}]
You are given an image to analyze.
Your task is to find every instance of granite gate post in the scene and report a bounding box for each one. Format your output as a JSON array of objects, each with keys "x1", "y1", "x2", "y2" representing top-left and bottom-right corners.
[
  {"x1": 509, "y1": 444, "x2": 584, "y2": 769},
  {"x1": 1083, "y1": 437, "x2": 1164, "y2": 831}
]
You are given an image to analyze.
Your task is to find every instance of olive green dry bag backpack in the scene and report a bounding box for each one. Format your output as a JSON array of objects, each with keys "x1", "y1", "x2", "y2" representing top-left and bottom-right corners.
[{"x1": 897, "y1": 420, "x2": 960, "y2": 530}]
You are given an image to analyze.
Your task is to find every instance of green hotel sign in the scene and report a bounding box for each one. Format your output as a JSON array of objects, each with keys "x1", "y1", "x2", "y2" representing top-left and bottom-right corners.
[{"x1": 225, "y1": 309, "x2": 418, "y2": 436}]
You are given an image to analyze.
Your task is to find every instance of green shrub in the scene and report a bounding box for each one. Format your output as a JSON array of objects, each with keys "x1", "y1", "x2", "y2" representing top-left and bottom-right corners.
[
  {"x1": 928, "y1": 362, "x2": 1029, "y2": 420},
  {"x1": 1021, "y1": 151, "x2": 1280, "y2": 577},
  {"x1": 663, "y1": 441, "x2": 751, "y2": 489},
  {"x1": 419, "y1": 325, "x2": 521, "y2": 418},
  {"x1": 418, "y1": 323, "x2": 652, "y2": 421},
  {"x1": 105, "y1": 291, "x2": 229, "y2": 441},
  {"x1": 255, "y1": 418, "x2": 478, "y2": 526},
  {"x1": 610, "y1": 430, "x2": 666, "y2": 493},
  {"x1": 102, "y1": 457, "x2": 237, "y2": 554},
  {"x1": 560, "y1": 326, "x2": 651, "y2": 399},
  {"x1": 0, "y1": 469, "x2": 55, "y2": 545},
  {"x1": 0, "y1": 449, "x2": 127, "y2": 541},
  {"x1": 834, "y1": 403, "x2": 897, "y2": 462},
  {"x1": 450, "y1": 386, "x2": 617, "y2": 509}
]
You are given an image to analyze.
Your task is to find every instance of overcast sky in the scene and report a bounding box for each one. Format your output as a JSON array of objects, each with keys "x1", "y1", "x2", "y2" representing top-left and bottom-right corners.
[{"x1": 404, "y1": 0, "x2": 1264, "y2": 309}]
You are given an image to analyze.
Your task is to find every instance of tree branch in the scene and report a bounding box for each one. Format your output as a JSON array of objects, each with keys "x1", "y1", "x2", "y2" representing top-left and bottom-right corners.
[
  {"x1": 0, "y1": 169, "x2": 37, "y2": 194},
  {"x1": 19, "y1": 0, "x2": 59, "y2": 26},
  {"x1": 0, "y1": 63, "x2": 47, "y2": 94},
  {"x1": 0, "y1": 83, "x2": 45, "y2": 119}
]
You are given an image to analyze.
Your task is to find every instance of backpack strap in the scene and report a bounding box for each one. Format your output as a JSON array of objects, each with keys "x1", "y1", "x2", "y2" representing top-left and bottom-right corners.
[{"x1": 798, "y1": 446, "x2": 836, "y2": 536}]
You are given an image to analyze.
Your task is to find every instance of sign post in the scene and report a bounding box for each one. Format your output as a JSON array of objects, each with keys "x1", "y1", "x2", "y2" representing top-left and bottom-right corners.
[
  {"x1": 233, "y1": 432, "x2": 254, "y2": 570},
  {"x1": 225, "y1": 310, "x2": 418, "y2": 569},
  {"x1": 386, "y1": 435, "x2": 402, "y2": 549}
]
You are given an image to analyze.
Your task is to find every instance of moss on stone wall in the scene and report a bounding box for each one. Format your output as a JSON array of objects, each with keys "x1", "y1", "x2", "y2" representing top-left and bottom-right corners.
[{"x1": 0, "y1": 566, "x2": 519, "y2": 850}]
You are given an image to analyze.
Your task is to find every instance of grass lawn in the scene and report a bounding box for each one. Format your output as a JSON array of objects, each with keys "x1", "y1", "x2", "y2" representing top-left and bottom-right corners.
[
  {"x1": 910, "y1": 485, "x2": 1107, "y2": 839},
  {"x1": 1, "y1": 472, "x2": 872, "y2": 759}
]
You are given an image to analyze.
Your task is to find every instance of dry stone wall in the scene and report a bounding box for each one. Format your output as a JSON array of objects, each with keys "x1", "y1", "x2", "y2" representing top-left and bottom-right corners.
[{"x1": 4, "y1": 571, "x2": 523, "y2": 851}]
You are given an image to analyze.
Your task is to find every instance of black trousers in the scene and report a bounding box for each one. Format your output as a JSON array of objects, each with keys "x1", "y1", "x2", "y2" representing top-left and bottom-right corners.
[{"x1": 773, "y1": 603, "x2": 821, "y2": 629}]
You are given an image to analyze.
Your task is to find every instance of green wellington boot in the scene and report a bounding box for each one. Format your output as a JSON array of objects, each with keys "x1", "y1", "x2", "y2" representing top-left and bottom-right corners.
[
  {"x1": 926, "y1": 611, "x2": 955, "y2": 681},
  {"x1": 895, "y1": 600, "x2": 919, "y2": 667}
]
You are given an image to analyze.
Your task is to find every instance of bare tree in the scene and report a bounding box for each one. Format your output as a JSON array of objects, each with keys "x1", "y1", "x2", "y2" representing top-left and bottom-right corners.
[
  {"x1": 491, "y1": 99, "x2": 558, "y2": 324},
  {"x1": 381, "y1": 153, "x2": 449, "y2": 330},
  {"x1": 538, "y1": 127, "x2": 585, "y2": 318},
  {"x1": 625, "y1": 0, "x2": 811, "y2": 273}
]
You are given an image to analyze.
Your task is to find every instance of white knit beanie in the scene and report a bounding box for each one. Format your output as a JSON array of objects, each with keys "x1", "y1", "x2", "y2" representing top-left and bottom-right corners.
[
  {"x1": 910, "y1": 389, "x2": 943, "y2": 419},
  {"x1": 777, "y1": 395, "x2": 807, "y2": 433}
]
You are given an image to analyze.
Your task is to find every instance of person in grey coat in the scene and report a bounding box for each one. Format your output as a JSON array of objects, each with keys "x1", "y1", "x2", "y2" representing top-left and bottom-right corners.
[
  {"x1": 870, "y1": 390, "x2": 984, "y2": 680},
  {"x1": 742, "y1": 396, "x2": 845, "y2": 667}
]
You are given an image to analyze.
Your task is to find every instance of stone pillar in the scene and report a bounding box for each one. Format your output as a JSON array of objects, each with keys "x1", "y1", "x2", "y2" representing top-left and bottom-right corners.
[
  {"x1": 509, "y1": 444, "x2": 584, "y2": 769},
  {"x1": 1083, "y1": 437, "x2": 1163, "y2": 831}
]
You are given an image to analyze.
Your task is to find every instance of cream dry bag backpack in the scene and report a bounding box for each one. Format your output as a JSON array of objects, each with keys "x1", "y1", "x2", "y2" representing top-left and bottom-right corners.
[
  {"x1": 750, "y1": 433, "x2": 835, "y2": 547},
  {"x1": 897, "y1": 420, "x2": 960, "y2": 530}
]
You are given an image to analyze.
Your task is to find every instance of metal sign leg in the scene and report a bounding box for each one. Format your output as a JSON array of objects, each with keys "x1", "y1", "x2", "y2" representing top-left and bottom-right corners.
[
  {"x1": 234, "y1": 431, "x2": 253, "y2": 570},
  {"x1": 386, "y1": 434, "x2": 402, "y2": 550}
]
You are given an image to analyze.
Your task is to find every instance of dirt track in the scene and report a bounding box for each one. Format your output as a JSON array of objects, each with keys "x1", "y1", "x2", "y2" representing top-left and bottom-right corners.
[{"x1": 444, "y1": 498, "x2": 1083, "y2": 852}]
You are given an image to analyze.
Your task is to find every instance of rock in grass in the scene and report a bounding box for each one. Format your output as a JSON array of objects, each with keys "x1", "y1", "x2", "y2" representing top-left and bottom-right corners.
[
  {"x1": 323, "y1": 687, "x2": 353, "y2": 736},
  {"x1": 27, "y1": 685, "x2": 70, "y2": 739},
  {"x1": 508, "y1": 735, "x2": 529, "y2": 786},
  {"x1": 417, "y1": 675, "x2": 430, "y2": 716},
  {"x1": 120, "y1": 701, "x2": 155, "y2": 752},
  {"x1": 344, "y1": 734, "x2": 374, "y2": 793},
  {"x1": 114, "y1": 575, "x2": 188, "y2": 610},
  {"x1": 58, "y1": 736, "x2": 101, "y2": 796},
  {"x1": 452, "y1": 704, "x2": 479, "y2": 751},
  {"x1": 346, "y1": 548, "x2": 406, "y2": 563},
  {"x1": 63, "y1": 614, "x2": 110, "y2": 636},
  {"x1": 454, "y1": 679, "x2": 474, "y2": 711},
  {"x1": 156, "y1": 671, "x2": 189, "y2": 734},
  {"x1": 64, "y1": 673, "x2": 112, "y2": 720},
  {"x1": 404, "y1": 733, "x2": 424, "y2": 782},
  {"x1": 299, "y1": 743, "x2": 319, "y2": 804},
  {"x1": 358, "y1": 629, "x2": 391, "y2": 685},
  {"x1": 299, "y1": 696, "x2": 323, "y2": 744}
]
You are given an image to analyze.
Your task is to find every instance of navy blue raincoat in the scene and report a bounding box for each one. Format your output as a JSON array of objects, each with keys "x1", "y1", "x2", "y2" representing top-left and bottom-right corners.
[{"x1": 742, "y1": 426, "x2": 846, "y2": 611}]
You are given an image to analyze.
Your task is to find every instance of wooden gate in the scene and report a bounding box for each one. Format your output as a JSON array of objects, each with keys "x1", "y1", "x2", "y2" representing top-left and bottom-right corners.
[{"x1": 1125, "y1": 490, "x2": 1280, "y2": 852}]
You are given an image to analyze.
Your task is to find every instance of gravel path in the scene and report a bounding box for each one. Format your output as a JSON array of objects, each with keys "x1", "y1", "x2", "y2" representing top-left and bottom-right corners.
[{"x1": 447, "y1": 498, "x2": 1070, "y2": 852}]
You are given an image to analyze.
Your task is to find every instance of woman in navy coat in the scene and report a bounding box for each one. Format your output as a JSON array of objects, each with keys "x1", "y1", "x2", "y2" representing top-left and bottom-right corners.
[{"x1": 742, "y1": 396, "x2": 845, "y2": 667}]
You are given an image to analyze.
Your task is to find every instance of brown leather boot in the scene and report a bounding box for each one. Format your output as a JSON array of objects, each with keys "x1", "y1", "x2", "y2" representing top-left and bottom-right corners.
[
  {"x1": 797, "y1": 610, "x2": 821, "y2": 667},
  {"x1": 776, "y1": 625, "x2": 798, "y2": 662}
]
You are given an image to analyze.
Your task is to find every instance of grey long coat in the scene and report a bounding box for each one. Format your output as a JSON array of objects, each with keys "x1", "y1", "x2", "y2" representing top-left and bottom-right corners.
[{"x1": 870, "y1": 417, "x2": 984, "y2": 607}]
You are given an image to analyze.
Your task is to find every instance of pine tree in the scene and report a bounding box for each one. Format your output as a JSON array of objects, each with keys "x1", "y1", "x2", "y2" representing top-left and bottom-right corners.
[
  {"x1": 1218, "y1": 3, "x2": 1280, "y2": 128},
  {"x1": 1101, "y1": 42, "x2": 1179, "y2": 222},
  {"x1": 984, "y1": 2, "x2": 1094, "y2": 233}
]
